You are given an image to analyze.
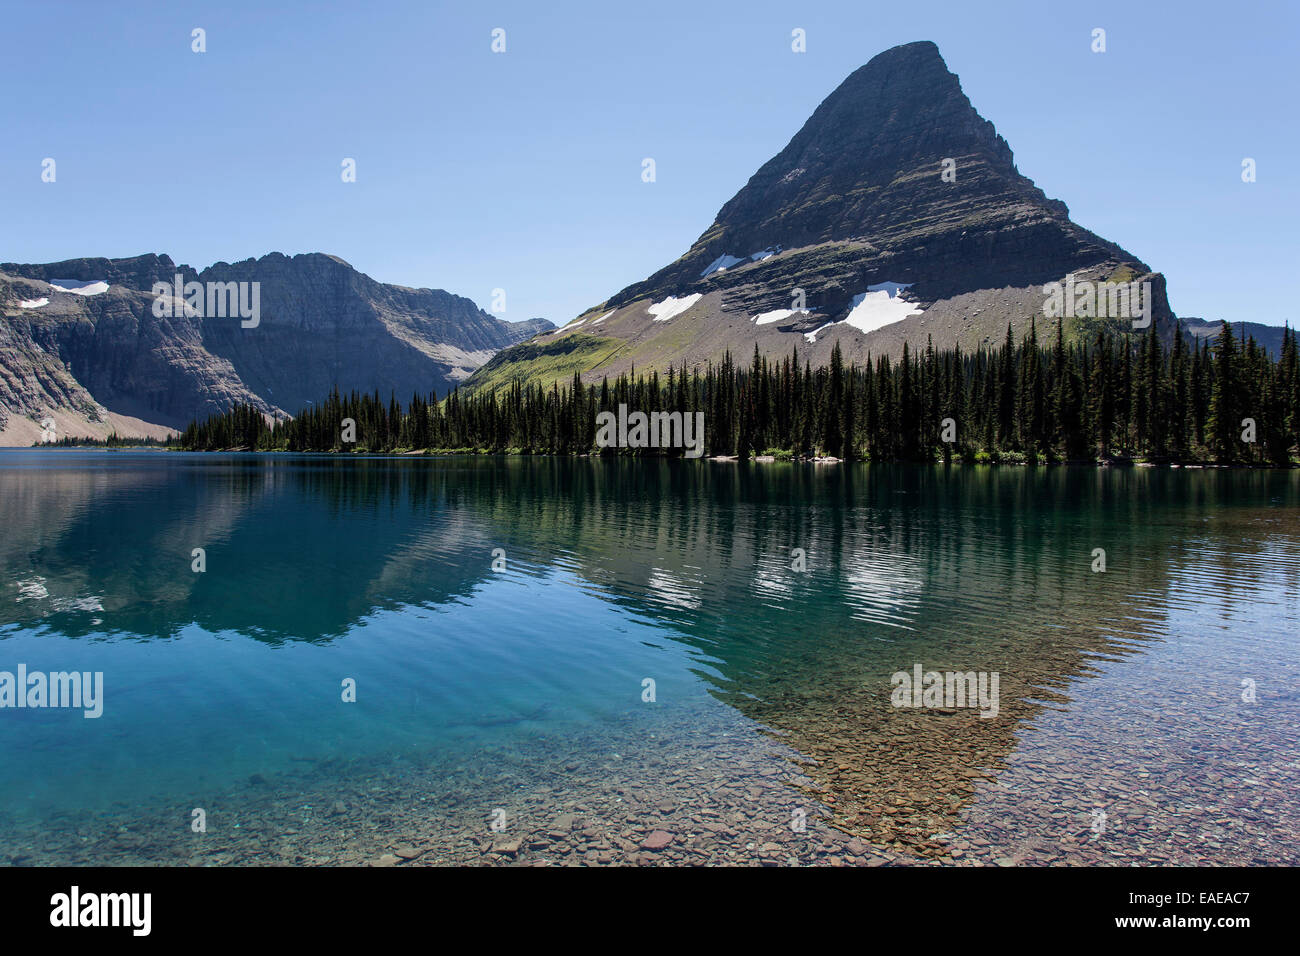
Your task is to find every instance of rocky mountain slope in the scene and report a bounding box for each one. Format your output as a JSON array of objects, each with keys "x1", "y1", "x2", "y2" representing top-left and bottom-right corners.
[
  {"x1": 0, "y1": 253, "x2": 551, "y2": 444},
  {"x1": 468, "y1": 40, "x2": 1178, "y2": 395}
]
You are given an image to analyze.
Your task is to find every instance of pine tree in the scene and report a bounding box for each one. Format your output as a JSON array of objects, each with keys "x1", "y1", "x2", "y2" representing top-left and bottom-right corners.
[{"x1": 1208, "y1": 321, "x2": 1240, "y2": 463}]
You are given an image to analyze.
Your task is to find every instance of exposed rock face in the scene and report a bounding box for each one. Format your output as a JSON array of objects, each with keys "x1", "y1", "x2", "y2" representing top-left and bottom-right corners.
[
  {"x1": 613, "y1": 41, "x2": 1133, "y2": 308},
  {"x1": 469, "y1": 41, "x2": 1177, "y2": 394},
  {"x1": 0, "y1": 252, "x2": 552, "y2": 443}
]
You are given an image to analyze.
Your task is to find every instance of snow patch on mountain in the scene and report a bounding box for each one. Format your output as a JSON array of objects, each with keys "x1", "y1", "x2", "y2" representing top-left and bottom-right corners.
[
  {"x1": 807, "y1": 282, "x2": 922, "y2": 342},
  {"x1": 49, "y1": 279, "x2": 110, "y2": 296},
  {"x1": 752, "y1": 308, "x2": 810, "y2": 326},
  {"x1": 701, "y1": 254, "x2": 745, "y2": 278},
  {"x1": 842, "y1": 285, "x2": 922, "y2": 333},
  {"x1": 19, "y1": 297, "x2": 49, "y2": 309},
  {"x1": 865, "y1": 281, "x2": 913, "y2": 299},
  {"x1": 648, "y1": 293, "x2": 702, "y2": 323},
  {"x1": 702, "y1": 249, "x2": 779, "y2": 278}
]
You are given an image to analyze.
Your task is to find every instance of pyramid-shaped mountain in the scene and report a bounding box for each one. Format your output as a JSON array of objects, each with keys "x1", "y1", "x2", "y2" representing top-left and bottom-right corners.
[{"x1": 470, "y1": 41, "x2": 1174, "y2": 394}]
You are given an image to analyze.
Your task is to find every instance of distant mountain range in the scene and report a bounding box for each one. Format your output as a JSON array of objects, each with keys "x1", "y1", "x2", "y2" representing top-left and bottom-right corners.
[
  {"x1": 0, "y1": 252, "x2": 551, "y2": 445},
  {"x1": 467, "y1": 41, "x2": 1265, "y2": 396},
  {"x1": 1181, "y1": 316, "x2": 1287, "y2": 358}
]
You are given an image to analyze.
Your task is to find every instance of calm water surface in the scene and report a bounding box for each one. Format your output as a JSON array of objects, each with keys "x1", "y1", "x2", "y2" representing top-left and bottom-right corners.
[{"x1": 0, "y1": 452, "x2": 1296, "y2": 865}]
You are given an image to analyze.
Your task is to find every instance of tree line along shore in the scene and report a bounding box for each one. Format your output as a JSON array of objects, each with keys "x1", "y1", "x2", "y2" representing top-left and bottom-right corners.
[{"x1": 156, "y1": 321, "x2": 1300, "y2": 466}]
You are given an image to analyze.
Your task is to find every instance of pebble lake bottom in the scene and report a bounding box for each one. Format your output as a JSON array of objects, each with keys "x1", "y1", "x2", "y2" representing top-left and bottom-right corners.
[{"x1": 0, "y1": 452, "x2": 1295, "y2": 866}]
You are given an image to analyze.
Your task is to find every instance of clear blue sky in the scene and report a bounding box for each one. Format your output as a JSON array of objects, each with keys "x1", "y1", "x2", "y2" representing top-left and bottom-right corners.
[{"x1": 3, "y1": 0, "x2": 1295, "y2": 327}]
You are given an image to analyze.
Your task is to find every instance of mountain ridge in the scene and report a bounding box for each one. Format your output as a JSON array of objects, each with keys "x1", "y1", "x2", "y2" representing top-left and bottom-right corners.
[{"x1": 0, "y1": 252, "x2": 552, "y2": 445}]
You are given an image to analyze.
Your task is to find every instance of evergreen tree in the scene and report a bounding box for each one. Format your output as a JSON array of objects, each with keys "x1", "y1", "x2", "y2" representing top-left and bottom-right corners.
[{"x1": 1208, "y1": 321, "x2": 1240, "y2": 463}]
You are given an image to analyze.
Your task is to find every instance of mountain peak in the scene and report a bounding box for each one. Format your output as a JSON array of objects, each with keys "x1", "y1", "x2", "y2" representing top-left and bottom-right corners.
[
  {"x1": 604, "y1": 40, "x2": 1136, "y2": 311},
  {"x1": 829, "y1": 40, "x2": 954, "y2": 98},
  {"x1": 702, "y1": 41, "x2": 1047, "y2": 255},
  {"x1": 471, "y1": 41, "x2": 1167, "y2": 396}
]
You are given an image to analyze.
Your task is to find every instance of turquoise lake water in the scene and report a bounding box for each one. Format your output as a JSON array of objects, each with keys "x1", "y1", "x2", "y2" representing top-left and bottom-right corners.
[{"x1": 0, "y1": 452, "x2": 1296, "y2": 865}]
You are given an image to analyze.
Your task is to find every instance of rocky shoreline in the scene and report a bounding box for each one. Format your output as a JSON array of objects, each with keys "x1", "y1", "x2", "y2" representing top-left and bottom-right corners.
[{"x1": 3, "y1": 680, "x2": 1293, "y2": 867}]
